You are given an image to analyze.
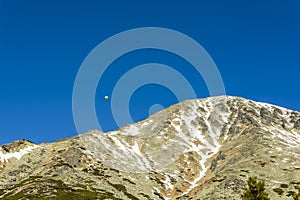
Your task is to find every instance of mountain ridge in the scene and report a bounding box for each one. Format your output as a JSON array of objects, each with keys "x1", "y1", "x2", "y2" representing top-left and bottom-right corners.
[{"x1": 0, "y1": 96, "x2": 299, "y2": 199}]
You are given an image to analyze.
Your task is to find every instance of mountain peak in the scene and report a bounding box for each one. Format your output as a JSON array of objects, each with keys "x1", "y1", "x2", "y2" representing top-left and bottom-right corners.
[{"x1": 0, "y1": 96, "x2": 299, "y2": 199}]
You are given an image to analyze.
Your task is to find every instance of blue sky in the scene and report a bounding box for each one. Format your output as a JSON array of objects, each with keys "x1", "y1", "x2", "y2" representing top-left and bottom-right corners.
[{"x1": 0, "y1": 0, "x2": 299, "y2": 145}]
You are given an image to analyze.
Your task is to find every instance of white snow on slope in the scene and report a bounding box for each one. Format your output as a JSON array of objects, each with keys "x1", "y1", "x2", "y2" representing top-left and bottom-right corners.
[
  {"x1": 179, "y1": 98, "x2": 229, "y2": 197},
  {"x1": 0, "y1": 145, "x2": 38, "y2": 162},
  {"x1": 80, "y1": 96, "x2": 299, "y2": 199},
  {"x1": 161, "y1": 174, "x2": 174, "y2": 190},
  {"x1": 122, "y1": 124, "x2": 140, "y2": 136},
  {"x1": 84, "y1": 131, "x2": 154, "y2": 172}
]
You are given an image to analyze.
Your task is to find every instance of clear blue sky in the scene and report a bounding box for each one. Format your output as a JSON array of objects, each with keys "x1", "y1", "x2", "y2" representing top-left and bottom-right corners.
[{"x1": 0, "y1": 0, "x2": 299, "y2": 145}]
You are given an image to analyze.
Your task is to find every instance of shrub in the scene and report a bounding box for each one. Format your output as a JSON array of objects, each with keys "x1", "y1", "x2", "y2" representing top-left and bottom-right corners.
[
  {"x1": 242, "y1": 176, "x2": 270, "y2": 200},
  {"x1": 293, "y1": 188, "x2": 300, "y2": 200}
]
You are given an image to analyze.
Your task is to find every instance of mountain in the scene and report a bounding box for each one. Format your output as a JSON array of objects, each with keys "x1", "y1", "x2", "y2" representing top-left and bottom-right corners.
[{"x1": 0, "y1": 96, "x2": 299, "y2": 200}]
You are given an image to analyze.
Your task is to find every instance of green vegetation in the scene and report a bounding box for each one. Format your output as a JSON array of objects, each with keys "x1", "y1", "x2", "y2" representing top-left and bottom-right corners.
[
  {"x1": 2, "y1": 174, "x2": 299, "y2": 199},
  {"x1": 273, "y1": 188, "x2": 284, "y2": 195},
  {"x1": 242, "y1": 176, "x2": 270, "y2": 200},
  {"x1": 293, "y1": 188, "x2": 300, "y2": 200},
  {"x1": 0, "y1": 176, "x2": 122, "y2": 200}
]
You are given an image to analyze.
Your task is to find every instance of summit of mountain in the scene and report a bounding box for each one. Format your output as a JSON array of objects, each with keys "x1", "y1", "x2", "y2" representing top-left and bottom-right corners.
[{"x1": 0, "y1": 96, "x2": 299, "y2": 199}]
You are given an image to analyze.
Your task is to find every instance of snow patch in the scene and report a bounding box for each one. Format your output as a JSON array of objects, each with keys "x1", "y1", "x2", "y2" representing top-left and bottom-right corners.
[
  {"x1": 161, "y1": 175, "x2": 174, "y2": 190},
  {"x1": 0, "y1": 145, "x2": 38, "y2": 162},
  {"x1": 122, "y1": 125, "x2": 140, "y2": 136}
]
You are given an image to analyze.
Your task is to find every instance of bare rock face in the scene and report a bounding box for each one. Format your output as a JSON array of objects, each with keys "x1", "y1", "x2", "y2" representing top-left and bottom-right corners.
[{"x1": 0, "y1": 96, "x2": 299, "y2": 199}]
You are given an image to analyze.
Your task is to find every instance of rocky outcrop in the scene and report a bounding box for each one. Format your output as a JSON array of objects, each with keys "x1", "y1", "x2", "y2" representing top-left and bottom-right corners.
[{"x1": 1, "y1": 139, "x2": 34, "y2": 153}]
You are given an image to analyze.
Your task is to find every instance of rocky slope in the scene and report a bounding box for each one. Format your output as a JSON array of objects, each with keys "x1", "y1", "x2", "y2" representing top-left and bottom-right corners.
[{"x1": 0, "y1": 96, "x2": 299, "y2": 199}]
